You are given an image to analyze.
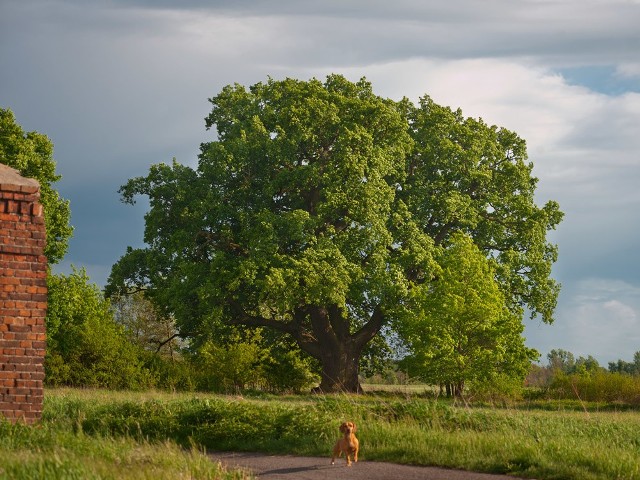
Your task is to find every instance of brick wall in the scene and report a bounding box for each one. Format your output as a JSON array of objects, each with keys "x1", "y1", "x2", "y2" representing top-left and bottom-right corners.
[{"x1": 0, "y1": 164, "x2": 47, "y2": 424}]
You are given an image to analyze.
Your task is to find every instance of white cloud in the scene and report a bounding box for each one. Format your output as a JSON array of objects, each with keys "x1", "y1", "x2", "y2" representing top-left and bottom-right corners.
[
  {"x1": 616, "y1": 62, "x2": 640, "y2": 79},
  {"x1": 603, "y1": 300, "x2": 637, "y2": 325}
]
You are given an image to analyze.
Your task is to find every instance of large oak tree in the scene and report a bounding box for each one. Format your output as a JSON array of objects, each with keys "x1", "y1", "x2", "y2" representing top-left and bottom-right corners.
[{"x1": 106, "y1": 75, "x2": 562, "y2": 393}]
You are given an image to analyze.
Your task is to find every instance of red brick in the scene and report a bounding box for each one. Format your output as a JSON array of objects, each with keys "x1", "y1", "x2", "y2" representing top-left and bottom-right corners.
[
  {"x1": 0, "y1": 175, "x2": 45, "y2": 424},
  {"x1": 8, "y1": 324, "x2": 30, "y2": 333}
]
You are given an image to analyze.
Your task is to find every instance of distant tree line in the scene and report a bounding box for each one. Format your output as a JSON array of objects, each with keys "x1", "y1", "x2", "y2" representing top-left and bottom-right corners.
[
  {"x1": 527, "y1": 348, "x2": 640, "y2": 381},
  {"x1": 524, "y1": 348, "x2": 640, "y2": 405},
  {"x1": 608, "y1": 351, "x2": 640, "y2": 376}
]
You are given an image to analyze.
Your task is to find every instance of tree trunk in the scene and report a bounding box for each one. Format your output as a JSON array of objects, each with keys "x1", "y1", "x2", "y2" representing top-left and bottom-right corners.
[
  {"x1": 453, "y1": 381, "x2": 465, "y2": 398},
  {"x1": 314, "y1": 341, "x2": 363, "y2": 393}
]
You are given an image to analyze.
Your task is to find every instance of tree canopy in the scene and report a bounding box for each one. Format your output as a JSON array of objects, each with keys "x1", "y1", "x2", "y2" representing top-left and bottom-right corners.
[
  {"x1": 0, "y1": 108, "x2": 73, "y2": 264},
  {"x1": 107, "y1": 75, "x2": 562, "y2": 392}
]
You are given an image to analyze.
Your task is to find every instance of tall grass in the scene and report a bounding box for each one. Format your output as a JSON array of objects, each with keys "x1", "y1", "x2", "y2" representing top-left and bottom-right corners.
[
  {"x1": 48, "y1": 388, "x2": 640, "y2": 479},
  {"x1": 3, "y1": 388, "x2": 640, "y2": 479},
  {"x1": 0, "y1": 391, "x2": 251, "y2": 479}
]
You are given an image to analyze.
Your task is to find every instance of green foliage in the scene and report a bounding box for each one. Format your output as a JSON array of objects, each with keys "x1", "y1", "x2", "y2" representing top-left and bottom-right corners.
[
  {"x1": 548, "y1": 371, "x2": 640, "y2": 404},
  {"x1": 526, "y1": 349, "x2": 640, "y2": 404},
  {"x1": 608, "y1": 350, "x2": 640, "y2": 375},
  {"x1": 547, "y1": 348, "x2": 576, "y2": 372},
  {"x1": 45, "y1": 267, "x2": 153, "y2": 389},
  {"x1": 399, "y1": 233, "x2": 538, "y2": 394},
  {"x1": 111, "y1": 291, "x2": 183, "y2": 357},
  {"x1": 403, "y1": 97, "x2": 563, "y2": 323},
  {"x1": 545, "y1": 349, "x2": 602, "y2": 377},
  {"x1": 0, "y1": 108, "x2": 73, "y2": 264},
  {"x1": 196, "y1": 329, "x2": 268, "y2": 392},
  {"x1": 107, "y1": 75, "x2": 562, "y2": 392},
  {"x1": 466, "y1": 374, "x2": 526, "y2": 402},
  {"x1": 0, "y1": 396, "x2": 246, "y2": 480},
  {"x1": 192, "y1": 328, "x2": 319, "y2": 393},
  {"x1": 38, "y1": 389, "x2": 640, "y2": 480},
  {"x1": 141, "y1": 352, "x2": 197, "y2": 392},
  {"x1": 260, "y1": 336, "x2": 320, "y2": 393},
  {"x1": 48, "y1": 268, "x2": 319, "y2": 393}
]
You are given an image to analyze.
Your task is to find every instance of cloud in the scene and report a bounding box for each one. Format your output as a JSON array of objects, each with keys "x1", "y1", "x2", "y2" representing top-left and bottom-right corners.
[
  {"x1": 94, "y1": 0, "x2": 640, "y2": 66},
  {"x1": 618, "y1": 63, "x2": 640, "y2": 78},
  {"x1": 328, "y1": 59, "x2": 640, "y2": 209},
  {"x1": 526, "y1": 278, "x2": 640, "y2": 364},
  {"x1": 2, "y1": 0, "x2": 640, "y2": 365}
]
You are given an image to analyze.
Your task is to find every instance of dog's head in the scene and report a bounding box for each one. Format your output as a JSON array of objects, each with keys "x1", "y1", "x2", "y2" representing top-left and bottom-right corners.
[{"x1": 339, "y1": 421, "x2": 356, "y2": 435}]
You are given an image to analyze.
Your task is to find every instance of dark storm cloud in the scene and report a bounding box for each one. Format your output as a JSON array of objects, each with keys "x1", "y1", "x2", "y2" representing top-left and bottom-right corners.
[{"x1": 13, "y1": 0, "x2": 638, "y2": 67}]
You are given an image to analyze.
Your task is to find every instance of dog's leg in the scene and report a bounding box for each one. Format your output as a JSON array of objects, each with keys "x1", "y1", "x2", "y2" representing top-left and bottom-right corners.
[{"x1": 331, "y1": 444, "x2": 340, "y2": 465}]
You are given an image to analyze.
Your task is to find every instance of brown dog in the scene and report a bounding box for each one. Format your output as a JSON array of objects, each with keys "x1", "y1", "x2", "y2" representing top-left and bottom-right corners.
[{"x1": 331, "y1": 421, "x2": 359, "y2": 466}]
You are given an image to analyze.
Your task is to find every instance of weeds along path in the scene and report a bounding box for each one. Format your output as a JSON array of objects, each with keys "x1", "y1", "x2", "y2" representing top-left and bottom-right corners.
[{"x1": 211, "y1": 452, "x2": 526, "y2": 480}]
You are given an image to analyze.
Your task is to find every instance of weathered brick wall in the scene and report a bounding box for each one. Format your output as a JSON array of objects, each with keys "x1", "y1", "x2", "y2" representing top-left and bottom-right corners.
[{"x1": 0, "y1": 164, "x2": 47, "y2": 424}]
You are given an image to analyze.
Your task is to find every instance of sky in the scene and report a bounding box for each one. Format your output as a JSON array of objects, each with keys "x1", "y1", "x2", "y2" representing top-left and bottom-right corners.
[{"x1": 1, "y1": 0, "x2": 640, "y2": 366}]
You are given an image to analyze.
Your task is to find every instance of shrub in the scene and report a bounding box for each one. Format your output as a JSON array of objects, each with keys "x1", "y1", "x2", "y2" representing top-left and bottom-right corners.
[
  {"x1": 195, "y1": 331, "x2": 268, "y2": 392},
  {"x1": 467, "y1": 374, "x2": 525, "y2": 403},
  {"x1": 262, "y1": 348, "x2": 319, "y2": 393},
  {"x1": 45, "y1": 267, "x2": 154, "y2": 389},
  {"x1": 549, "y1": 371, "x2": 640, "y2": 405}
]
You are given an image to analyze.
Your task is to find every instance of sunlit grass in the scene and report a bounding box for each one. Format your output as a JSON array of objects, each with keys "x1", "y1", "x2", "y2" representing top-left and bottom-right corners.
[
  {"x1": 0, "y1": 390, "x2": 252, "y2": 480},
  {"x1": 3, "y1": 388, "x2": 639, "y2": 479}
]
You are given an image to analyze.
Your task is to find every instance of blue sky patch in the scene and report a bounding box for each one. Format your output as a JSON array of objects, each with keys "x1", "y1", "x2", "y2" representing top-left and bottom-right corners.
[{"x1": 557, "y1": 65, "x2": 640, "y2": 95}]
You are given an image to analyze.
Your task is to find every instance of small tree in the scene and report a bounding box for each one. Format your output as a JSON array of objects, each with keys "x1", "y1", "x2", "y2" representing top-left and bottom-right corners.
[
  {"x1": 111, "y1": 291, "x2": 183, "y2": 358},
  {"x1": 45, "y1": 267, "x2": 151, "y2": 389},
  {"x1": 0, "y1": 108, "x2": 72, "y2": 264},
  {"x1": 608, "y1": 351, "x2": 640, "y2": 375},
  {"x1": 573, "y1": 355, "x2": 601, "y2": 376},
  {"x1": 399, "y1": 233, "x2": 538, "y2": 396},
  {"x1": 547, "y1": 349, "x2": 576, "y2": 373},
  {"x1": 196, "y1": 329, "x2": 268, "y2": 392}
]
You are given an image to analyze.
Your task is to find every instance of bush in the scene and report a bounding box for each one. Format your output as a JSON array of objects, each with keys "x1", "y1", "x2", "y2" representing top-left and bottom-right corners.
[
  {"x1": 142, "y1": 353, "x2": 197, "y2": 392},
  {"x1": 548, "y1": 371, "x2": 640, "y2": 405},
  {"x1": 466, "y1": 374, "x2": 525, "y2": 403},
  {"x1": 262, "y1": 348, "x2": 319, "y2": 393},
  {"x1": 45, "y1": 267, "x2": 154, "y2": 389},
  {"x1": 195, "y1": 330, "x2": 268, "y2": 392},
  {"x1": 192, "y1": 328, "x2": 319, "y2": 393}
]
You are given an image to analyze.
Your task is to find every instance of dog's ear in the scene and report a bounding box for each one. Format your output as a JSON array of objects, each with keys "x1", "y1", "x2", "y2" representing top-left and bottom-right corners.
[{"x1": 351, "y1": 422, "x2": 357, "y2": 432}]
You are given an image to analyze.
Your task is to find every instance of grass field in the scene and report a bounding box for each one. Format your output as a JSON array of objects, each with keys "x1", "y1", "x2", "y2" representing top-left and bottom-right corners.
[
  {"x1": 361, "y1": 383, "x2": 436, "y2": 394},
  {"x1": 2, "y1": 388, "x2": 640, "y2": 479}
]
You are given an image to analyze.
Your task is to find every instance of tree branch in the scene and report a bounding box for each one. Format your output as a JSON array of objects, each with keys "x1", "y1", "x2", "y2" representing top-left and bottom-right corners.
[
  {"x1": 434, "y1": 221, "x2": 458, "y2": 245},
  {"x1": 353, "y1": 304, "x2": 385, "y2": 351},
  {"x1": 154, "y1": 333, "x2": 180, "y2": 353},
  {"x1": 229, "y1": 301, "x2": 323, "y2": 359}
]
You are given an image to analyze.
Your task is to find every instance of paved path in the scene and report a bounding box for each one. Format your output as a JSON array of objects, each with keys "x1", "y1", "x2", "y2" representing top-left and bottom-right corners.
[{"x1": 211, "y1": 452, "x2": 527, "y2": 480}]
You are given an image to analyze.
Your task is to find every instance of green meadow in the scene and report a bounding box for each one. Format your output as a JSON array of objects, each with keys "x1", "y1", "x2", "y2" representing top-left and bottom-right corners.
[{"x1": 2, "y1": 388, "x2": 640, "y2": 479}]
